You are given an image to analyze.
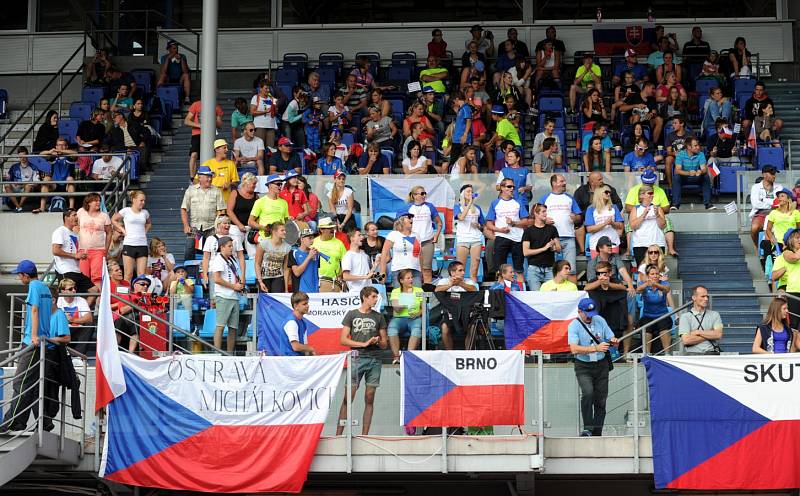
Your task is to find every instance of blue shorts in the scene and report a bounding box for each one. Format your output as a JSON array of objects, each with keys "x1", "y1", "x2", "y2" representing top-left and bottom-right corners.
[{"x1": 388, "y1": 316, "x2": 423, "y2": 338}]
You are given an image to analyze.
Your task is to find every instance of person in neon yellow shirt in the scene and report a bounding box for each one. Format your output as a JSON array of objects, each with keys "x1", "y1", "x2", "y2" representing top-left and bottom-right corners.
[
  {"x1": 248, "y1": 174, "x2": 288, "y2": 239},
  {"x1": 312, "y1": 217, "x2": 347, "y2": 291},
  {"x1": 491, "y1": 105, "x2": 522, "y2": 146},
  {"x1": 388, "y1": 269, "x2": 425, "y2": 362},
  {"x1": 766, "y1": 189, "x2": 800, "y2": 250},
  {"x1": 540, "y1": 260, "x2": 578, "y2": 291},
  {"x1": 569, "y1": 53, "x2": 602, "y2": 112},
  {"x1": 201, "y1": 139, "x2": 239, "y2": 202}
]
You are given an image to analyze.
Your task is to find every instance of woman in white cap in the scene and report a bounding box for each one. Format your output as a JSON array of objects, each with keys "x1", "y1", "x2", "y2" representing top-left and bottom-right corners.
[{"x1": 328, "y1": 170, "x2": 355, "y2": 233}]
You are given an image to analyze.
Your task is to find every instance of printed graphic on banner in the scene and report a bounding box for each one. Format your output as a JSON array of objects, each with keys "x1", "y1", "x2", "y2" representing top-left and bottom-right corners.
[
  {"x1": 592, "y1": 22, "x2": 656, "y2": 55},
  {"x1": 401, "y1": 350, "x2": 524, "y2": 427},
  {"x1": 645, "y1": 354, "x2": 800, "y2": 490},
  {"x1": 100, "y1": 352, "x2": 346, "y2": 494},
  {"x1": 257, "y1": 292, "x2": 382, "y2": 355},
  {"x1": 504, "y1": 291, "x2": 586, "y2": 352},
  {"x1": 369, "y1": 176, "x2": 455, "y2": 233}
]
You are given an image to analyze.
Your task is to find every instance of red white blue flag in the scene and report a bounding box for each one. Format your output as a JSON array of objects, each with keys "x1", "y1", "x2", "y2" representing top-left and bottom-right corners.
[
  {"x1": 257, "y1": 292, "x2": 383, "y2": 355},
  {"x1": 95, "y1": 261, "x2": 126, "y2": 411},
  {"x1": 401, "y1": 350, "x2": 524, "y2": 427},
  {"x1": 99, "y1": 352, "x2": 346, "y2": 493},
  {"x1": 645, "y1": 354, "x2": 800, "y2": 490},
  {"x1": 503, "y1": 292, "x2": 586, "y2": 353}
]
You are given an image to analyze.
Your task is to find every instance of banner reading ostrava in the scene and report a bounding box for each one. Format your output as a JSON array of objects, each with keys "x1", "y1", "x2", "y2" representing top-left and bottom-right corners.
[
  {"x1": 645, "y1": 354, "x2": 800, "y2": 490},
  {"x1": 401, "y1": 350, "x2": 524, "y2": 427},
  {"x1": 100, "y1": 352, "x2": 346, "y2": 493}
]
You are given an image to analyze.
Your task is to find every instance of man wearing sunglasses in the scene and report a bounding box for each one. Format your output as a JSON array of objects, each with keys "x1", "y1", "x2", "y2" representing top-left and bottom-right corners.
[
  {"x1": 233, "y1": 123, "x2": 265, "y2": 176},
  {"x1": 539, "y1": 174, "x2": 581, "y2": 283},
  {"x1": 486, "y1": 178, "x2": 531, "y2": 286},
  {"x1": 622, "y1": 136, "x2": 661, "y2": 173}
]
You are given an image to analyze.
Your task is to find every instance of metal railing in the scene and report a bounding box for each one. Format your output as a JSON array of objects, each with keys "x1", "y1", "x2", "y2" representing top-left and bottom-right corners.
[
  {"x1": 0, "y1": 340, "x2": 88, "y2": 455},
  {"x1": 0, "y1": 152, "x2": 132, "y2": 212},
  {"x1": 0, "y1": 42, "x2": 87, "y2": 159}
]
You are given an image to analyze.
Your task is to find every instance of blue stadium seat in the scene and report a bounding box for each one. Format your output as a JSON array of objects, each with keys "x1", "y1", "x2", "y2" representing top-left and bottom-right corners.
[
  {"x1": 81, "y1": 87, "x2": 104, "y2": 107},
  {"x1": 391, "y1": 52, "x2": 416, "y2": 70},
  {"x1": 355, "y1": 52, "x2": 380, "y2": 76},
  {"x1": 276, "y1": 68, "x2": 299, "y2": 85},
  {"x1": 538, "y1": 96, "x2": 563, "y2": 113},
  {"x1": 756, "y1": 146, "x2": 785, "y2": 170},
  {"x1": 157, "y1": 85, "x2": 181, "y2": 113},
  {"x1": 387, "y1": 66, "x2": 412, "y2": 85},
  {"x1": 245, "y1": 258, "x2": 256, "y2": 285},
  {"x1": 694, "y1": 79, "x2": 718, "y2": 95},
  {"x1": 342, "y1": 132, "x2": 355, "y2": 147},
  {"x1": 200, "y1": 309, "x2": 229, "y2": 338},
  {"x1": 734, "y1": 78, "x2": 756, "y2": 99},
  {"x1": 172, "y1": 308, "x2": 191, "y2": 337},
  {"x1": 58, "y1": 118, "x2": 80, "y2": 144},
  {"x1": 131, "y1": 69, "x2": 153, "y2": 96},
  {"x1": 318, "y1": 53, "x2": 344, "y2": 75},
  {"x1": 717, "y1": 165, "x2": 747, "y2": 193},
  {"x1": 282, "y1": 53, "x2": 308, "y2": 76},
  {"x1": 317, "y1": 67, "x2": 338, "y2": 85},
  {"x1": 388, "y1": 99, "x2": 405, "y2": 121},
  {"x1": 69, "y1": 102, "x2": 92, "y2": 122}
]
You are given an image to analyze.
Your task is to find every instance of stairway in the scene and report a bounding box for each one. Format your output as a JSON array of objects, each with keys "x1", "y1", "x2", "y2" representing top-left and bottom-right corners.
[
  {"x1": 675, "y1": 233, "x2": 760, "y2": 354},
  {"x1": 769, "y1": 82, "x2": 800, "y2": 169},
  {"x1": 143, "y1": 90, "x2": 249, "y2": 263}
]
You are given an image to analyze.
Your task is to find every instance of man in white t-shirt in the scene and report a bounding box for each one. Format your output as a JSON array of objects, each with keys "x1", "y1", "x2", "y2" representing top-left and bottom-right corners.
[
  {"x1": 51, "y1": 209, "x2": 98, "y2": 298},
  {"x1": 341, "y1": 229, "x2": 374, "y2": 294},
  {"x1": 539, "y1": 173, "x2": 582, "y2": 282},
  {"x1": 233, "y1": 123, "x2": 265, "y2": 175},
  {"x1": 486, "y1": 177, "x2": 531, "y2": 285},
  {"x1": 282, "y1": 291, "x2": 315, "y2": 356},
  {"x1": 91, "y1": 147, "x2": 124, "y2": 180},
  {"x1": 201, "y1": 216, "x2": 246, "y2": 291},
  {"x1": 208, "y1": 236, "x2": 244, "y2": 352}
]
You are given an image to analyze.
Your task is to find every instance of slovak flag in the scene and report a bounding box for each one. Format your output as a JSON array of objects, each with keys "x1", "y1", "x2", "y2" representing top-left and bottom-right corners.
[
  {"x1": 503, "y1": 292, "x2": 586, "y2": 352},
  {"x1": 747, "y1": 122, "x2": 757, "y2": 149},
  {"x1": 645, "y1": 354, "x2": 800, "y2": 490},
  {"x1": 708, "y1": 162, "x2": 721, "y2": 178},
  {"x1": 95, "y1": 261, "x2": 126, "y2": 412},
  {"x1": 401, "y1": 350, "x2": 524, "y2": 427},
  {"x1": 99, "y1": 353, "x2": 346, "y2": 493}
]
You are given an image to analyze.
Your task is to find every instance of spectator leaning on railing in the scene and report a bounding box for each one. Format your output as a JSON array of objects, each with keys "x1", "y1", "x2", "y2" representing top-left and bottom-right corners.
[{"x1": 678, "y1": 285, "x2": 723, "y2": 355}]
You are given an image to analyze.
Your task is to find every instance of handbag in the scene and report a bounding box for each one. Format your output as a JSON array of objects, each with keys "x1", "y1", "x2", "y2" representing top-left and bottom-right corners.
[{"x1": 577, "y1": 319, "x2": 614, "y2": 371}]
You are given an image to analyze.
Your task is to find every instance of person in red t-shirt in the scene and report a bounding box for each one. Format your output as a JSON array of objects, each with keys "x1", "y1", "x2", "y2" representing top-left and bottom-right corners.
[
  {"x1": 279, "y1": 170, "x2": 310, "y2": 221},
  {"x1": 183, "y1": 100, "x2": 223, "y2": 178},
  {"x1": 428, "y1": 29, "x2": 447, "y2": 58}
]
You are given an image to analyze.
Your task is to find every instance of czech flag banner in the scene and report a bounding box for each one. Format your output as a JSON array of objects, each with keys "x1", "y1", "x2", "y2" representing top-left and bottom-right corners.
[
  {"x1": 95, "y1": 261, "x2": 126, "y2": 411},
  {"x1": 401, "y1": 350, "x2": 524, "y2": 427},
  {"x1": 99, "y1": 352, "x2": 346, "y2": 493},
  {"x1": 503, "y1": 291, "x2": 586, "y2": 353},
  {"x1": 368, "y1": 176, "x2": 455, "y2": 233},
  {"x1": 645, "y1": 354, "x2": 800, "y2": 490},
  {"x1": 257, "y1": 292, "x2": 383, "y2": 355}
]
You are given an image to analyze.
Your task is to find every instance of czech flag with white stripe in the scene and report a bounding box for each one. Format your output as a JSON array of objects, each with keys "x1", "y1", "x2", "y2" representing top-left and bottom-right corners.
[
  {"x1": 503, "y1": 292, "x2": 586, "y2": 352},
  {"x1": 99, "y1": 353, "x2": 346, "y2": 493},
  {"x1": 401, "y1": 351, "x2": 524, "y2": 427},
  {"x1": 369, "y1": 177, "x2": 455, "y2": 232},
  {"x1": 95, "y1": 261, "x2": 126, "y2": 411},
  {"x1": 645, "y1": 354, "x2": 800, "y2": 490}
]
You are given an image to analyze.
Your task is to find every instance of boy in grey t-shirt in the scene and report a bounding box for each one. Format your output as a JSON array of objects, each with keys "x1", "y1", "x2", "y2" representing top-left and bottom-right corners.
[
  {"x1": 533, "y1": 137, "x2": 560, "y2": 173},
  {"x1": 336, "y1": 286, "x2": 388, "y2": 436}
]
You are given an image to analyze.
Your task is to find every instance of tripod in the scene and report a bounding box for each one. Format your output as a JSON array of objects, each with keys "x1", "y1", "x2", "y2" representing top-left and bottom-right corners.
[{"x1": 465, "y1": 304, "x2": 495, "y2": 350}]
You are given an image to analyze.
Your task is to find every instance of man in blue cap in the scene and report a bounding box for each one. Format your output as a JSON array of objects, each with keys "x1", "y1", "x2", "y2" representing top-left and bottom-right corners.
[
  {"x1": 568, "y1": 297, "x2": 618, "y2": 437},
  {"x1": 181, "y1": 165, "x2": 226, "y2": 262},
  {"x1": 420, "y1": 85, "x2": 445, "y2": 136},
  {"x1": 2, "y1": 260, "x2": 52, "y2": 433}
]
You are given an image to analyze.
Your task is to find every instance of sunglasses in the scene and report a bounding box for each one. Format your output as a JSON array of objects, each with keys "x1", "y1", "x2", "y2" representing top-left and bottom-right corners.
[
  {"x1": 135, "y1": 281, "x2": 149, "y2": 286},
  {"x1": 502, "y1": 184, "x2": 515, "y2": 189},
  {"x1": 644, "y1": 191, "x2": 654, "y2": 195},
  {"x1": 61, "y1": 287, "x2": 76, "y2": 291},
  {"x1": 416, "y1": 191, "x2": 427, "y2": 196},
  {"x1": 596, "y1": 271, "x2": 609, "y2": 275},
  {"x1": 648, "y1": 250, "x2": 660, "y2": 255}
]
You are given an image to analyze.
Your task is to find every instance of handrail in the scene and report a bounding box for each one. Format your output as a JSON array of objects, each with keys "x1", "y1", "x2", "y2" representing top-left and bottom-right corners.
[
  {"x1": 0, "y1": 41, "x2": 87, "y2": 162},
  {"x1": 100, "y1": 154, "x2": 133, "y2": 212},
  {"x1": 0, "y1": 344, "x2": 35, "y2": 368},
  {"x1": 109, "y1": 292, "x2": 229, "y2": 355}
]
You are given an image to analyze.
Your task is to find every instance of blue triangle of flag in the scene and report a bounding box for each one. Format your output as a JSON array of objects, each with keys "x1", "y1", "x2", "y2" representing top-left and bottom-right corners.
[
  {"x1": 644, "y1": 357, "x2": 770, "y2": 489},
  {"x1": 503, "y1": 293, "x2": 551, "y2": 349},
  {"x1": 402, "y1": 352, "x2": 457, "y2": 424},
  {"x1": 104, "y1": 366, "x2": 212, "y2": 476}
]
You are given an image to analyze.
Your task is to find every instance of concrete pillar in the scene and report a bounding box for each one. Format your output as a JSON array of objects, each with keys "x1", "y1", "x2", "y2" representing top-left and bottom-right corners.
[{"x1": 199, "y1": 0, "x2": 218, "y2": 164}]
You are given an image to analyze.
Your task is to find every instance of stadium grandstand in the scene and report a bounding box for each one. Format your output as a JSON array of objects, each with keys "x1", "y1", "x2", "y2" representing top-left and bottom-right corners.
[{"x1": 1, "y1": 0, "x2": 800, "y2": 494}]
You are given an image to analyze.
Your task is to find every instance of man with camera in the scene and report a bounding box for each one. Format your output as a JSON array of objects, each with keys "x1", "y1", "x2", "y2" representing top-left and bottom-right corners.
[
  {"x1": 466, "y1": 25, "x2": 495, "y2": 58},
  {"x1": 568, "y1": 297, "x2": 619, "y2": 437}
]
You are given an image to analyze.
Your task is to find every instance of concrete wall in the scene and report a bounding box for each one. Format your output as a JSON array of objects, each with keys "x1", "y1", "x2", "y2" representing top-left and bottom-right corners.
[{"x1": 0, "y1": 212, "x2": 63, "y2": 268}]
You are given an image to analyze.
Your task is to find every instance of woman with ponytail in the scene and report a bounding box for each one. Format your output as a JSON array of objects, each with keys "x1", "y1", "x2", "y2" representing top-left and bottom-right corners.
[{"x1": 111, "y1": 190, "x2": 151, "y2": 281}]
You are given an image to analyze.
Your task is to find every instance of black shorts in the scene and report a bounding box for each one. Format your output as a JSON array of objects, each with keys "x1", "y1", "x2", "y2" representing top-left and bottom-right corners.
[
  {"x1": 190, "y1": 134, "x2": 200, "y2": 156},
  {"x1": 59, "y1": 272, "x2": 95, "y2": 293},
  {"x1": 493, "y1": 236, "x2": 524, "y2": 273},
  {"x1": 641, "y1": 315, "x2": 672, "y2": 335},
  {"x1": 122, "y1": 245, "x2": 148, "y2": 259}
]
